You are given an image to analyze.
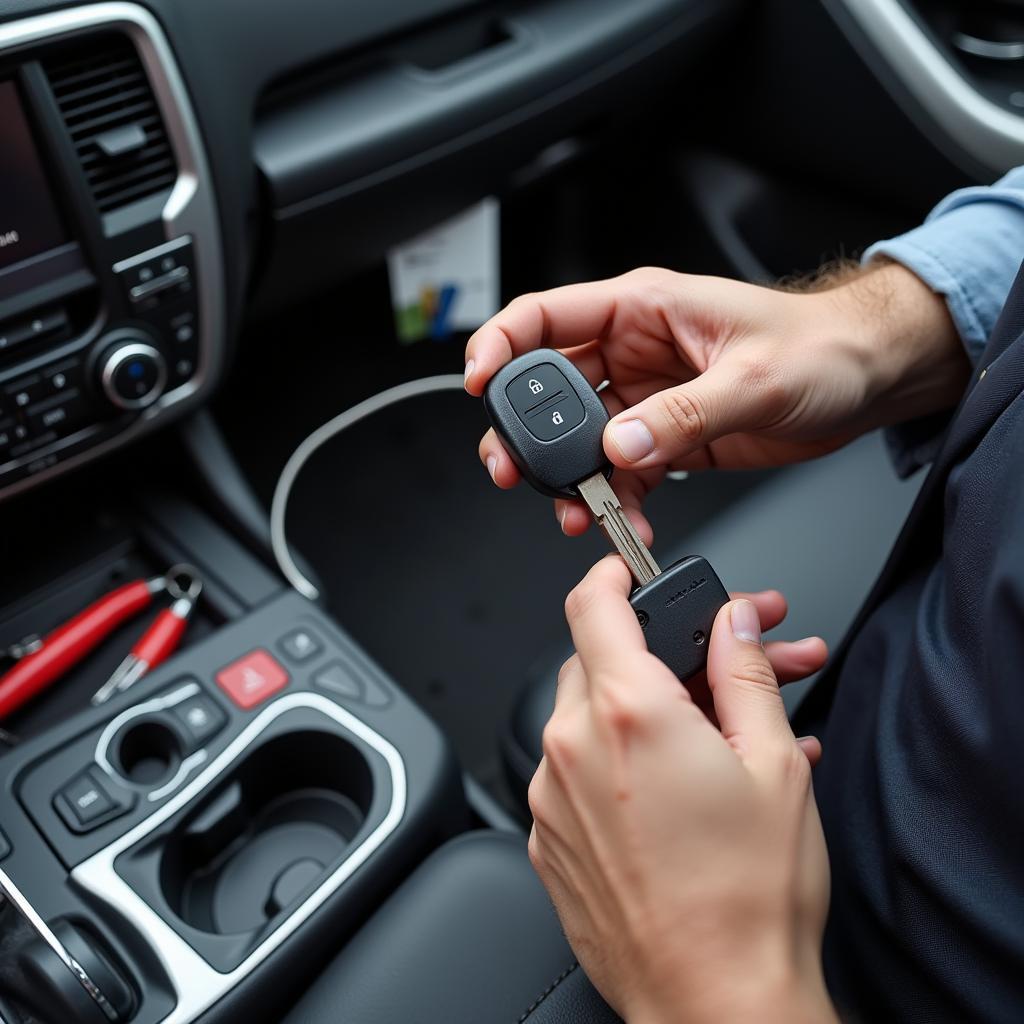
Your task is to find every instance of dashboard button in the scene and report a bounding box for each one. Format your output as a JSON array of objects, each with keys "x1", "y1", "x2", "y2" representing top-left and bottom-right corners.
[
  {"x1": 173, "y1": 693, "x2": 227, "y2": 746},
  {"x1": 27, "y1": 394, "x2": 84, "y2": 436},
  {"x1": 312, "y1": 662, "x2": 363, "y2": 701},
  {"x1": 53, "y1": 769, "x2": 131, "y2": 833},
  {"x1": 278, "y1": 628, "x2": 322, "y2": 664},
  {"x1": 216, "y1": 650, "x2": 289, "y2": 709}
]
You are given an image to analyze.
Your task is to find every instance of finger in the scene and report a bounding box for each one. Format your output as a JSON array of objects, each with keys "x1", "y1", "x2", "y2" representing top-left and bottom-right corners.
[
  {"x1": 731, "y1": 589, "x2": 788, "y2": 633},
  {"x1": 564, "y1": 557, "x2": 647, "y2": 679},
  {"x1": 764, "y1": 637, "x2": 828, "y2": 682},
  {"x1": 796, "y1": 735, "x2": 823, "y2": 768},
  {"x1": 705, "y1": 599, "x2": 794, "y2": 759},
  {"x1": 553, "y1": 495, "x2": 654, "y2": 544},
  {"x1": 553, "y1": 498, "x2": 591, "y2": 536},
  {"x1": 464, "y1": 280, "x2": 624, "y2": 395},
  {"x1": 602, "y1": 359, "x2": 774, "y2": 470},
  {"x1": 553, "y1": 655, "x2": 587, "y2": 711},
  {"x1": 478, "y1": 429, "x2": 521, "y2": 489}
]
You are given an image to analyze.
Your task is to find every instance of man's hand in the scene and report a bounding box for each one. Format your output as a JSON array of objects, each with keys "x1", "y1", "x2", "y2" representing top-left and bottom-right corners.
[
  {"x1": 466, "y1": 264, "x2": 967, "y2": 541},
  {"x1": 527, "y1": 558, "x2": 837, "y2": 1024},
  {"x1": 662, "y1": 587, "x2": 827, "y2": 727}
]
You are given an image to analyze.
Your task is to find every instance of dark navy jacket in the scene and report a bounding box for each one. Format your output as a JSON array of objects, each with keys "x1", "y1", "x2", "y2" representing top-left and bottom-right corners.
[{"x1": 796, "y1": 264, "x2": 1024, "y2": 1022}]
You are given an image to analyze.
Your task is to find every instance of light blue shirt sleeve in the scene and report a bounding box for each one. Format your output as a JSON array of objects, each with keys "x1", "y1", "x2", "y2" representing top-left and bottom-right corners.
[
  {"x1": 865, "y1": 166, "x2": 1024, "y2": 359},
  {"x1": 863, "y1": 167, "x2": 1024, "y2": 474}
]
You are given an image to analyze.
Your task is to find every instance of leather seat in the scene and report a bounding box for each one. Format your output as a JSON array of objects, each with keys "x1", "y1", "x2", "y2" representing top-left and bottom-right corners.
[
  {"x1": 503, "y1": 433, "x2": 922, "y2": 811},
  {"x1": 283, "y1": 830, "x2": 621, "y2": 1024}
]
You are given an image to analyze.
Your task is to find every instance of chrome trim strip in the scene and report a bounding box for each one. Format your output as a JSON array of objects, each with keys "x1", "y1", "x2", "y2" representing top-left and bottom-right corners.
[
  {"x1": 94, "y1": 681, "x2": 199, "y2": 780},
  {"x1": 0, "y1": 3, "x2": 226, "y2": 501},
  {"x1": 73, "y1": 693, "x2": 407, "y2": 1024},
  {"x1": 147, "y1": 749, "x2": 207, "y2": 803},
  {"x1": 830, "y1": 0, "x2": 1024, "y2": 171},
  {"x1": 111, "y1": 235, "x2": 192, "y2": 274}
]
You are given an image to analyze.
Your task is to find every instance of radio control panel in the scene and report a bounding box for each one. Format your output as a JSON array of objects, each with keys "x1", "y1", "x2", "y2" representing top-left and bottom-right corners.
[{"x1": 0, "y1": 5, "x2": 225, "y2": 500}]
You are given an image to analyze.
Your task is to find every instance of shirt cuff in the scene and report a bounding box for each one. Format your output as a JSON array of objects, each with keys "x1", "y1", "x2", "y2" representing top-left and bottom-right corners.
[{"x1": 863, "y1": 176, "x2": 1024, "y2": 476}]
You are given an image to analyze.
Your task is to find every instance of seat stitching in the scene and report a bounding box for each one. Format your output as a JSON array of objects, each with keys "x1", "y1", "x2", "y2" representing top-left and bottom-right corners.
[{"x1": 517, "y1": 961, "x2": 579, "y2": 1022}]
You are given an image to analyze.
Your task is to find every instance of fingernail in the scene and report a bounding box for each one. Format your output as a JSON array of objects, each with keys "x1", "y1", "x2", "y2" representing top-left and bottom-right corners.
[
  {"x1": 486, "y1": 454, "x2": 498, "y2": 481},
  {"x1": 464, "y1": 359, "x2": 475, "y2": 387},
  {"x1": 607, "y1": 419, "x2": 654, "y2": 462},
  {"x1": 731, "y1": 600, "x2": 762, "y2": 645},
  {"x1": 796, "y1": 735, "x2": 815, "y2": 743}
]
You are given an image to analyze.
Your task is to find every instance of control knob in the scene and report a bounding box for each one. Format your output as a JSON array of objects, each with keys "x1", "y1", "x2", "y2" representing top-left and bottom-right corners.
[{"x1": 97, "y1": 337, "x2": 167, "y2": 411}]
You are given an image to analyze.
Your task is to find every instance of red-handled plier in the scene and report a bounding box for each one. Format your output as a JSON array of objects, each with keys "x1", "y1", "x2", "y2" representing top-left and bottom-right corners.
[
  {"x1": 0, "y1": 565, "x2": 201, "y2": 719},
  {"x1": 0, "y1": 576, "x2": 166, "y2": 719},
  {"x1": 91, "y1": 567, "x2": 203, "y2": 706}
]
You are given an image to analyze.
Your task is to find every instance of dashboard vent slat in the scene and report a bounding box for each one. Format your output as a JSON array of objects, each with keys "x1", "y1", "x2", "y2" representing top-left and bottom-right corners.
[{"x1": 44, "y1": 36, "x2": 176, "y2": 214}]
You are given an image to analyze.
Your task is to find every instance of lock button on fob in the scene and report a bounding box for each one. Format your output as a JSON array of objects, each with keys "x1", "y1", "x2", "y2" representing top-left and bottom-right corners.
[{"x1": 506, "y1": 363, "x2": 586, "y2": 441}]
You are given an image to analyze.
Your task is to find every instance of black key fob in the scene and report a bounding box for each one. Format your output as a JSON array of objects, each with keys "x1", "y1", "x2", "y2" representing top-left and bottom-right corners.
[{"x1": 630, "y1": 556, "x2": 729, "y2": 681}]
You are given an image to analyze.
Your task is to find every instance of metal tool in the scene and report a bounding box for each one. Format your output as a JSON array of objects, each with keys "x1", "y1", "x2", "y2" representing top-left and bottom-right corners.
[
  {"x1": 484, "y1": 350, "x2": 729, "y2": 682},
  {"x1": 92, "y1": 565, "x2": 202, "y2": 705}
]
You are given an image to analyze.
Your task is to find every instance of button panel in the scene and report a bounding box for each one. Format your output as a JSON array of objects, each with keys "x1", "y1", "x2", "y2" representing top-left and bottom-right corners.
[
  {"x1": 506, "y1": 363, "x2": 587, "y2": 441},
  {"x1": 0, "y1": 308, "x2": 69, "y2": 357},
  {"x1": 1, "y1": 358, "x2": 90, "y2": 463},
  {"x1": 114, "y1": 237, "x2": 195, "y2": 313}
]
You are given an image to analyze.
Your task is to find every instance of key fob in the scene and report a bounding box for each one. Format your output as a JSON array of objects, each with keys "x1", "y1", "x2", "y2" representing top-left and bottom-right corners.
[
  {"x1": 630, "y1": 556, "x2": 729, "y2": 681},
  {"x1": 484, "y1": 350, "x2": 612, "y2": 498}
]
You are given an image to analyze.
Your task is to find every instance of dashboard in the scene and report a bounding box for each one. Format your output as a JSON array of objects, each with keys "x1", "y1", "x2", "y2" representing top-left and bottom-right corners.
[
  {"x1": 0, "y1": 4, "x2": 223, "y2": 500},
  {"x1": 0, "y1": 0, "x2": 1021, "y2": 506}
]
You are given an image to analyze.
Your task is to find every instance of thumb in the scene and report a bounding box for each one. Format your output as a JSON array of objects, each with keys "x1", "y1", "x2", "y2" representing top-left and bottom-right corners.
[
  {"x1": 604, "y1": 362, "x2": 761, "y2": 469},
  {"x1": 705, "y1": 599, "x2": 795, "y2": 761}
]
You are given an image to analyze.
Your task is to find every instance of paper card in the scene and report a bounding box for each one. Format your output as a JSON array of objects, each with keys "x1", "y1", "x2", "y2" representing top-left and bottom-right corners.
[{"x1": 387, "y1": 197, "x2": 500, "y2": 344}]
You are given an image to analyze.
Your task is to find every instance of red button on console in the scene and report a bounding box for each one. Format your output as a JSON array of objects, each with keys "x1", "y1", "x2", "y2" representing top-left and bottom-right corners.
[{"x1": 216, "y1": 650, "x2": 289, "y2": 709}]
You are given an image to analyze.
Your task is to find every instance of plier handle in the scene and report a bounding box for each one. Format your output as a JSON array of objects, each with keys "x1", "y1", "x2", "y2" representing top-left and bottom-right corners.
[{"x1": 0, "y1": 566, "x2": 202, "y2": 720}]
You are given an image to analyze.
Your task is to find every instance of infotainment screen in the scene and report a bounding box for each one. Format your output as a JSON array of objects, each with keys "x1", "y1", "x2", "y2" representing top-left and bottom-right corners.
[{"x1": 0, "y1": 79, "x2": 68, "y2": 273}]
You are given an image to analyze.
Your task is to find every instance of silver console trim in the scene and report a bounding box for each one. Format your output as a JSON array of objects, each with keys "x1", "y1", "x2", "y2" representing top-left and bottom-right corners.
[
  {"x1": 830, "y1": 0, "x2": 1024, "y2": 172},
  {"x1": 94, "y1": 681, "x2": 208, "y2": 802},
  {"x1": 0, "y1": 3, "x2": 226, "y2": 500},
  {"x1": 73, "y1": 692, "x2": 408, "y2": 1024},
  {"x1": 111, "y1": 235, "x2": 193, "y2": 274}
]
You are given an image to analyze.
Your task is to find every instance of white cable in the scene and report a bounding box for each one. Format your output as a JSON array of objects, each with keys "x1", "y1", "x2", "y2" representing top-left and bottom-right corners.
[{"x1": 270, "y1": 374, "x2": 467, "y2": 601}]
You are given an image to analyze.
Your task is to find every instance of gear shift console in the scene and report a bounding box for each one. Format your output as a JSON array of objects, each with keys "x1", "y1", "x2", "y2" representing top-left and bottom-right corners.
[{"x1": 0, "y1": 592, "x2": 465, "y2": 1024}]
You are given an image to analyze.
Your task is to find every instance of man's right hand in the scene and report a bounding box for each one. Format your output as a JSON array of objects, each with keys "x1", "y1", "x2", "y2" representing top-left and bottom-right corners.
[{"x1": 465, "y1": 264, "x2": 967, "y2": 540}]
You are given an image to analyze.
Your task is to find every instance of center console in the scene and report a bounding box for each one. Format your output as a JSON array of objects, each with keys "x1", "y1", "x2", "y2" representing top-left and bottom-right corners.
[
  {"x1": 0, "y1": 507, "x2": 465, "y2": 1024},
  {"x1": 0, "y1": 7, "x2": 475, "y2": 1023},
  {"x1": 0, "y1": 3, "x2": 225, "y2": 501}
]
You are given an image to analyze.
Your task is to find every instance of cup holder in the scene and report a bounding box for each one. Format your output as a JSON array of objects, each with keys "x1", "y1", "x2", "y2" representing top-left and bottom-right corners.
[
  {"x1": 114, "y1": 719, "x2": 183, "y2": 787},
  {"x1": 158, "y1": 729, "x2": 373, "y2": 941}
]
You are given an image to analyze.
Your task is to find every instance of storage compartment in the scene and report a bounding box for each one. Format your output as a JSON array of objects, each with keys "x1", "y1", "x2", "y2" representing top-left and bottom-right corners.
[{"x1": 159, "y1": 730, "x2": 372, "y2": 936}]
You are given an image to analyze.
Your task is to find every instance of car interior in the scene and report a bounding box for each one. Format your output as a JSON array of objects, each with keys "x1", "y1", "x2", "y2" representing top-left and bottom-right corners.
[{"x1": 0, "y1": 0, "x2": 1020, "y2": 1021}]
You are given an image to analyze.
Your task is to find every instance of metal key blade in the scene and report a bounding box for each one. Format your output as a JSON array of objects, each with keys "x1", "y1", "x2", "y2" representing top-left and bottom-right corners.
[{"x1": 576, "y1": 472, "x2": 661, "y2": 586}]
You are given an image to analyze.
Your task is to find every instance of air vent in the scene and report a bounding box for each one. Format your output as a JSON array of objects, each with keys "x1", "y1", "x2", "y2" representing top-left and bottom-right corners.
[{"x1": 44, "y1": 35, "x2": 177, "y2": 214}]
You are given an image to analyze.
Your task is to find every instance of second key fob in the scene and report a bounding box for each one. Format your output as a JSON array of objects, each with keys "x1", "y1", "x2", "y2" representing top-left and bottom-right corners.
[{"x1": 630, "y1": 556, "x2": 729, "y2": 681}]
